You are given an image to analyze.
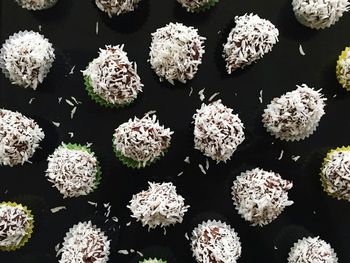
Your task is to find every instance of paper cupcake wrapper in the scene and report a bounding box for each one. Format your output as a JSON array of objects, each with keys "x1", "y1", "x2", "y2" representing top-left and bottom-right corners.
[
  {"x1": 336, "y1": 47, "x2": 350, "y2": 91},
  {"x1": 0, "y1": 202, "x2": 34, "y2": 251},
  {"x1": 15, "y1": 0, "x2": 58, "y2": 10},
  {"x1": 182, "y1": 0, "x2": 219, "y2": 13}
]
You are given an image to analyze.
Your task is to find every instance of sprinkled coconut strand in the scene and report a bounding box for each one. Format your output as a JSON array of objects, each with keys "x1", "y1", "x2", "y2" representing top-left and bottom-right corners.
[
  {"x1": 191, "y1": 220, "x2": 242, "y2": 263},
  {"x1": 262, "y1": 84, "x2": 326, "y2": 141},
  {"x1": 292, "y1": 0, "x2": 349, "y2": 29},
  {"x1": 15, "y1": 0, "x2": 58, "y2": 10},
  {"x1": 337, "y1": 48, "x2": 350, "y2": 89},
  {"x1": 149, "y1": 22, "x2": 206, "y2": 84},
  {"x1": 128, "y1": 182, "x2": 189, "y2": 229},
  {"x1": 0, "y1": 31, "x2": 55, "y2": 89},
  {"x1": 193, "y1": 100, "x2": 245, "y2": 163},
  {"x1": 232, "y1": 168, "x2": 293, "y2": 226},
  {"x1": 95, "y1": 0, "x2": 142, "y2": 17},
  {"x1": 58, "y1": 221, "x2": 110, "y2": 263},
  {"x1": 0, "y1": 109, "x2": 45, "y2": 166},
  {"x1": 288, "y1": 236, "x2": 338, "y2": 263},
  {"x1": 223, "y1": 13, "x2": 279, "y2": 73}
]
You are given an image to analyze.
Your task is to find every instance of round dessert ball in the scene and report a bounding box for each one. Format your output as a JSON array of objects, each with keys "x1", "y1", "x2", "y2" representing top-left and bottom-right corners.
[
  {"x1": 59, "y1": 221, "x2": 110, "y2": 263},
  {"x1": 292, "y1": 0, "x2": 350, "y2": 29},
  {"x1": 149, "y1": 22, "x2": 206, "y2": 84},
  {"x1": 0, "y1": 31, "x2": 55, "y2": 89},
  {"x1": 0, "y1": 109, "x2": 45, "y2": 166},
  {"x1": 176, "y1": 0, "x2": 218, "y2": 12},
  {"x1": 223, "y1": 13, "x2": 279, "y2": 74},
  {"x1": 14, "y1": 0, "x2": 58, "y2": 10},
  {"x1": 0, "y1": 202, "x2": 34, "y2": 251},
  {"x1": 336, "y1": 47, "x2": 350, "y2": 91},
  {"x1": 232, "y1": 168, "x2": 294, "y2": 226},
  {"x1": 46, "y1": 143, "x2": 101, "y2": 198},
  {"x1": 95, "y1": 0, "x2": 142, "y2": 17},
  {"x1": 128, "y1": 182, "x2": 189, "y2": 229},
  {"x1": 113, "y1": 114, "x2": 173, "y2": 168},
  {"x1": 82, "y1": 45, "x2": 143, "y2": 108},
  {"x1": 288, "y1": 236, "x2": 338, "y2": 263},
  {"x1": 193, "y1": 100, "x2": 245, "y2": 163},
  {"x1": 191, "y1": 220, "x2": 241, "y2": 263},
  {"x1": 262, "y1": 84, "x2": 326, "y2": 141}
]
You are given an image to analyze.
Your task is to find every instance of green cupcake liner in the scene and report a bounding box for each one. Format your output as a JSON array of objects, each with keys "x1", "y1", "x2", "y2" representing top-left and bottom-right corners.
[
  {"x1": 190, "y1": 0, "x2": 219, "y2": 13},
  {"x1": 139, "y1": 259, "x2": 167, "y2": 263},
  {"x1": 336, "y1": 47, "x2": 350, "y2": 91}
]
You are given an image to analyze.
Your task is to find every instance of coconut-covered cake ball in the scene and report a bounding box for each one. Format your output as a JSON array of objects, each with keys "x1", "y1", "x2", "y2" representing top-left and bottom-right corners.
[
  {"x1": 232, "y1": 168, "x2": 293, "y2": 226},
  {"x1": 95, "y1": 0, "x2": 142, "y2": 17},
  {"x1": 128, "y1": 182, "x2": 189, "y2": 229},
  {"x1": 58, "y1": 221, "x2": 110, "y2": 263},
  {"x1": 262, "y1": 84, "x2": 326, "y2": 141},
  {"x1": 176, "y1": 0, "x2": 218, "y2": 12},
  {"x1": 191, "y1": 220, "x2": 241, "y2": 263},
  {"x1": 0, "y1": 202, "x2": 34, "y2": 251},
  {"x1": 193, "y1": 100, "x2": 245, "y2": 163},
  {"x1": 0, "y1": 109, "x2": 45, "y2": 166},
  {"x1": 113, "y1": 114, "x2": 173, "y2": 168},
  {"x1": 82, "y1": 45, "x2": 143, "y2": 108},
  {"x1": 0, "y1": 31, "x2": 55, "y2": 89},
  {"x1": 292, "y1": 0, "x2": 349, "y2": 29},
  {"x1": 149, "y1": 22, "x2": 206, "y2": 84},
  {"x1": 336, "y1": 47, "x2": 350, "y2": 91},
  {"x1": 14, "y1": 0, "x2": 58, "y2": 10},
  {"x1": 288, "y1": 236, "x2": 338, "y2": 263},
  {"x1": 46, "y1": 143, "x2": 101, "y2": 198},
  {"x1": 223, "y1": 13, "x2": 279, "y2": 74}
]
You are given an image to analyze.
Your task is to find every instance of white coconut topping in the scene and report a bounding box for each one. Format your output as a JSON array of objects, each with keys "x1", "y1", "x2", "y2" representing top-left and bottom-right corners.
[
  {"x1": 58, "y1": 221, "x2": 110, "y2": 263},
  {"x1": 83, "y1": 45, "x2": 143, "y2": 106},
  {"x1": 262, "y1": 84, "x2": 326, "y2": 141},
  {"x1": 223, "y1": 13, "x2": 279, "y2": 73},
  {"x1": 288, "y1": 236, "x2": 338, "y2": 263},
  {"x1": 176, "y1": 0, "x2": 212, "y2": 11},
  {"x1": 149, "y1": 22, "x2": 206, "y2": 84},
  {"x1": 113, "y1": 114, "x2": 173, "y2": 167},
  {"x1": 0, "y1": 31, "x2": 55, "y2": 89},
  {"x1": 292, "y1": 0, "x2": 349, "y2": 29},
  {"x1": 191, "y1": 220, "x2": 241, "y2": 263},
  {"x1": 193, "y1": 100, "x2": 245, "y2": 163},
  {"x1": 0, "y1": 109, "x2": 45, "y2": 166},
  {"x1": 322, "y1": 149, "x2": 350, "y2": 201},
  {"x1": 95, "y1": 0, "x2": 142, "y2": 17},
  {"x1": 0, "y1": 204, "x2": 32, "y2": 248},
  {"x1": 46, "y1": 144, "x2": 99, "y2": 198},
  {"x1": 15, "y1": 0, "x2": 58, "y2": 10},
  {"x1": 128, "y1": 182, "x2": 189, "y2": 229},
  {"x1": 232, "y1": 168, "x2": 293, "y2": 226},
  {"x1": 337, "y1": 49, "x2": 350, "y2": 88}
]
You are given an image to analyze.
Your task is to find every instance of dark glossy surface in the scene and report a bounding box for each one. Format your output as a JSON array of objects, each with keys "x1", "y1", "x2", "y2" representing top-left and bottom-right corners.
[{"x1": 1, "y1": 0, "x2": 350, "y2": 262}]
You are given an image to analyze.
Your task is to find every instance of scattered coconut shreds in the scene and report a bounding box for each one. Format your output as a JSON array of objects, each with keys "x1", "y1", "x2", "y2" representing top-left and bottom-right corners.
[
  {"x1": 145, "y1": 110, "x2": 157, "y2": 116},
  {"x1": 87, "y1": 201, "x2": 98, "y2": 207},
  {"x1": 189, "y1": 87, "x2": 193, "y2": 96},
  {"x1": 126, "y1": 221, "x2": 131, "y2": 226},
  {"x1": 333, "y1": 94, "x2": 337, "y2": 98},
  {"x1": 58, "y1": 97, "x2": 62, "y2": 104},
  {"x1": 96, "y1": 22, "x2": 99, "y2": 35},
  {"x1": 185, "y1": 232, "x2": 189, "y2": 240},
  {"x1": 68, "y1": 132, "x2": 74, "y2": 138},
  {"x1": 130, "y1": 249, "x2": 135, "y2": 253},
  {"x1": 177, "y1": 171, "x2": 184, "y2": 177},
  {"x1": 65, "y1": 99, "x2": 74, "y2": 106},
  {"x1": 198, "y1": 164, "x2": 206, "y2": 174},
  {"x1": 184, "y1": 156, "x2": 190, "y2": 164},
  {"x1": 86, "y1": 142, "x2": 93, "y2": 148},
  {"x1": 28, "y1": 98, "x2": 35, "y2": 104},
  {"x1": 112, "y1": 216, "x2": 118, "y2": 223},
  {"x1": 50, "y1": 206, "x2": 66, "y2": 213},
  {"x1": 278, "y1": 150, "x2": 284, "y2": 160},
  {"x1": 70, "y1": 106, "x2": 77, "y2": 119},
  {"x1": 52, "y1": 121, "x2": 60, "y2": 127},
  {"x1": 71, "y1": 96, "x2": 82, "y2": 105},
  {"x1": 163, "y1": 228, "x2": 167, "y2": 235},
  {"x1": 299, "y1": 44, "x2": 306, "y2": 56},
  {"x1": 69, "y1": 65, "x2": 76, "y2": 75},
  {"x1": 136, "y1": 251, "x2": 143, "y2": 257},
  {"x1": 38, "y1": 25, "x2": 42, "y2": 31},
  {"x1": 208, "y1": 92, "x2": 220, "y2": 102},
  {"x1": 259, "y1": 90, "x2": 263, "y2": 103},
  {"x1": 198, "y1": 88, "x2": 205, "y2": 101},
  {"x1": 205, "y1": 158, "x2": 209, "y2": 170},
  {"x1": 291, "y1": 155, "x2": 301, "y2": 162},
  {"x1": 118, "y1": 250, "x2": 129, "y2": 255}
]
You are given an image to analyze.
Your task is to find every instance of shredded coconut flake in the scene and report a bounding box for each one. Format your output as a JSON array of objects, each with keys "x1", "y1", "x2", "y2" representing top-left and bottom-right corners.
[
  {"x1": 52, "y1": 121, "x2": 60, "y2": 127},
  {"x1": 198, "y1": 164, "x2": 207, "y2": 174},
  {"x1": 70, "y1": 107, "x2": 77, "y2": 119},
  {"x1": 259, "y1": 90, "x2": 263, "y2": 103},
  {"x1": 184, "y1": 156, "x2": 190, "y2": 164},
  {"x1": 28, "y1": 98, "x2": 35, "y2": 104},
  {"x1": 118, "y1": 249, "x2": 129, "y2": 255},
  {"x1": 177, "y1": 171, "x2": 184, "y2": 176},
  {"x1": 50, "y1": 206, "x2": 66, "y2": 213},
  {"x1": 299, "y1": 44, "x2": 306, "y2": 56},
  {"x1": 291, "y1": 155, "x2": 301, "y2": 162},
  {"x1": 208, "y1": 92, "x2": 220, "y2": 102},
  {"x1": 278, "y1": 150, "x2": 284, "y2": 160},
  {"x1": 189, "y1": 87, "x2": 193, "y2": 96},
  {"x1": 198, "y1": 88, "x2": 205, "y2": 101},
  {"x1": 96, "y1": 22, "x2": 99, "y2": 35}
]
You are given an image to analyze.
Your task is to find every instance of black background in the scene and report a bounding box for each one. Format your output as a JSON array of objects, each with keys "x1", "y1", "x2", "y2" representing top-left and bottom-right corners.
[{"x1": 1, "y1": 0, "x2": 350, "y2": 262}]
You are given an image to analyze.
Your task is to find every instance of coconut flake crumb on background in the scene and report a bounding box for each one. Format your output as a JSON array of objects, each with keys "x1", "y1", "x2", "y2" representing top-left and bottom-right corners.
[
  {"x1": 208, "y1": 92, "x2": 220, "y2": 102},
  {"x1": 87, "y1": 201, "x2": 98, "y2": 207},
  {"x1": 50, "y1": 206, "x2": 66, "y2": 213},
  {"x1": 198, "y1": 88, "x2": 205, "y2": 101},
  {"x1": 274, "y1": 246, "x2": 278, "y2": 250},
  {"x1": 68, "y1": 65, "x2": 76, "y2": 75},
  {"x1": 65, "y1": 99, "x2": 74, "y2": 106},
  {"x1": 333, "y1": 94, "x2": 337, "y2": 98},
  {"x1": 189, "y1": 87, "x2": 193, "y2": 96},
  {"x1": 278, "y1": 150, "x2": 284, "y2": 160},
  {"x1": 144, "y1": 110, "x2": 157, "y2": 116},
  {"x1": 38, "y1": 25, "x2": 42, "y2": 31},
  {"x1": 58, "y1": 97, "x2": 62, "y2": 103},
  {"x1": 184, "y1": 156, "x2": 190, "y2": 164},
  {"x1": 68, "y1": 132, "x2": 74, "y2": 138},
  {"x1": 28, "y1": 98, "x2": 35, "y2": 104},
  {"x1": 71, "y1": 97, "x2": 82, "y2": 105},
  {"x1": 205, "y1": 158, "x2": 209, "y2": 170},
  {"x1": 96, "y1": 22, "x2": 99, "y2": 35},
  {"x1": 126, "y1": 221, "x2": 131, "y2": 226},
  {"x1": 177, "y1": 171, "x2": 183, "y2": 176},
  {"x1": 70, "y1": 107, "x2": 77, "y2": 119},
  {"x1": 198, "y1": 164, "x2": 206, "y2": 174},
  {"x1": 259, "y1": 90, "x2": 263, "y2": 103},
  {"x1": 118, "y1": 250, "x2": 129, "y2": 255},
  {"x1": 185, "y1": 232, "x2": 189, "y2": 240},
  {"x1": 299, "y1": 44, "x2": 306, "y2": 56},
  {"x1": 291, "y1": 155, "x2": 301, "y2": 162},
  {"x1": 52, "y1": 121, "x2": 60, "y2": 127}
]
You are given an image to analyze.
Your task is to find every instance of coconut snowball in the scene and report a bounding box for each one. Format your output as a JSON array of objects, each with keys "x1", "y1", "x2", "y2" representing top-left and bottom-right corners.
[
  {"x1": 223, "y1": 13, "x2": 279, "y2": 74},
  {"x1": 58, "y1": 221, "x2": 110, "y2": 263},
  {"x1": 337, "y1": 47, "x2": 350, "y2": 89},
  {"x1": 95, "y1": 0, "x2": 142, "y2": 17},
  {"x1": 0, "y1": 31, "x2": 55, "y2": 89},
  {"x1": 82, "y1": 45, "x2": 143, "y2": 106},
  {"x1": 149, "y1": 22, "x2": 206, "y2": 84},
  {"x1": 262, "y1": 84, "x2": 326, "y2": 141},
  {"x1": 193, "y1": 100, "x2": 245, "y2": 163},
  {"x1": 0, "y1": 109, "x2": 45, "y2": 166},
  {"x1": 176, "y1": 0, "x2": 215, "y2": 12},
  {"x1": 46, "y1": 144, "x2": 100, "y2": 198},
  {"x1": 292, "y1": 0, "x2": 350, "y2": 29},
  {"x1": 128, "y1": 182, "x2": 189, "y2": 229},
  {"x1": 232, "y1": 168, "x2": 293, "y2": 226},
  {"x1": 14, "y1": 0, "x2": 58, "y2": 10},
  {"x1": 0, "y1": 204, "x2": 32, "y2": 248},
  {"x1": 191, "y1": 220, "x2": 241, "y2": 263},
  {"x1": 288, "y1": 236, "x2": 338, "y2": 263}
]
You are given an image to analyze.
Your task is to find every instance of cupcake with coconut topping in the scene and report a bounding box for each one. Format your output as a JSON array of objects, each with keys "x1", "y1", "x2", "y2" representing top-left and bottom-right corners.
[
  {"x1": 0, "y1": 109, "x2": 45, "y2": 166},
  {"x1": 95, "y1": 0, "x2": 142, "y2": 17},
  {"x1": 190, "y1": 220, "x2": 241, "y2": 263},
  {"x1": 193, "y1": 100, "x2": 245, "y2": 163},
  {"x1": 292, "y1": 0, "x2": 350, "y2": 29},
  {"x1": 14, "y1": 0, "x2": 58, "y2": 10},
  {"x1": 176, "y1": 0, "x2": 218, "y2": 12},
  {"x1": 113, "y1": 114, "x2": 173, "y2": 168},
  {"x1": 288, "y1": 236, "x2": 338, "y2": 263},
  {"x1": 262, "y1": 84, "x2": 326, "y2": 141},
  {"x1": 58, "y1": 221, "x2": 110, "y2": 263},
  {"x1": 336, "y1": 46, "x2": 350, "y2": 91},
  {"x1": 46, "y1": 143, "x2": 102, "y2": 198},
  {"x1": 128, "y1": 182, "x2": 189, "y2": 230},
  {"x1": 0, "y1": 31, "x2": 55, "y2": 90},
  {"x1": 223, "y1": 13, "x2": 279, "y2": 73},
  {"x1": 83, "y1": 45, "x2": 143, "y2": 108},
  {"x1": 232, "y1": 168, "x2": 293, "y2": 226},
  {"x1": 0, "y1": 202, "x2": 34, "y2": 251},
  {"x1": 149, "y1": 22, "x2": 206, "y2": 84}
]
